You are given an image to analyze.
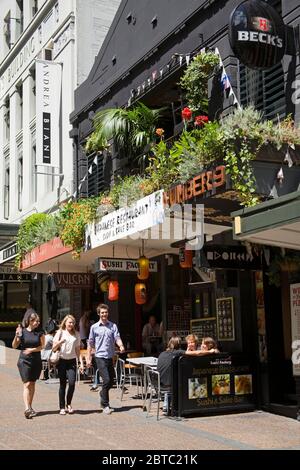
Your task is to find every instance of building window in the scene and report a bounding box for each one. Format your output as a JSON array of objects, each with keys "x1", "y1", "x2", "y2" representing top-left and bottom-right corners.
[
  {"x1": 16, "y1": 0, "x2": 24, "y2": 37},
  {"x1": 3, "y1": 97, "x2": 10, "y2": 143},
  {"x1": 4, "y1": 12, "x2": 11, "y2": 50},
  {"x1": 31, "y1": 0, "x2": 38, "y2": 18},
  {"x1": 16, "y1": 83, "x2": 23, "y2": 130},
  {"x1": 17, "y1": 146, "x2": 23, "y2": 211},
  {"x1": 4, "y1": 168, "x2": 10, "y2": 220}
]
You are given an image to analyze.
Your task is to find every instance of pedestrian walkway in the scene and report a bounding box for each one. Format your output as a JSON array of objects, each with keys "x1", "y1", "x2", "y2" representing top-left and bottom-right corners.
[{"x1": 0, "y1": 347, "x2": 299, "y2": 450}]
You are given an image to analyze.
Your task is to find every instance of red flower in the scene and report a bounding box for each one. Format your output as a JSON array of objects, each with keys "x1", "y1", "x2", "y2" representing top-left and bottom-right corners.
[
  {"x1": 194, "y1": 115, "x2": 209, "y2": 127},
  {"x1": 181, "y1": 107, "x2": 192, "y2": 121},
  {"x1": 155, "y1": 128, "x2": 165, "y2": 137}
]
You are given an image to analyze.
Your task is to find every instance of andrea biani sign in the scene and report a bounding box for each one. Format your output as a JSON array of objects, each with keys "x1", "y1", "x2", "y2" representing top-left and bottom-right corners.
[{"x1": 229, "y1": 0, "x2": 286, "y2": 69}]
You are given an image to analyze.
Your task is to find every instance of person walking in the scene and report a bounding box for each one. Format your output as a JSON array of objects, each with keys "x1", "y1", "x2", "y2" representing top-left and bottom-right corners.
[
  {"x1": 12, "y1": 313, "x2": 45, "y2": 419},
  {"x1": 87, "y1": 304, "x2": 125, "y2": 414},
  {"x1": 52, "y1": 315, "x2": 81, "y2": 415}
]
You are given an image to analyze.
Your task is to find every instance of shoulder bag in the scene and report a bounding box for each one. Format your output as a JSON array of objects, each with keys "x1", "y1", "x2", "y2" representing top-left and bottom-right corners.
[{"x1": 50, "y1": 330, "x2": 63, "y2": 365}]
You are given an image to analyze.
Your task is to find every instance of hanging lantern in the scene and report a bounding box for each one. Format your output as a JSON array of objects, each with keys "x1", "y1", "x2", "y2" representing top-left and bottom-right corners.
[
  {"x1": 137, "y1": 255, "x2": 150, "y2": 280},
  {"x1": 135, "y1": 283, "x2": 147, "y2": 305},
  {"x1": 179, "y1": 247, "x2": 193, "y2": 268},
  {"x1": 97, "y1": 273, "x2": 110, "y2": 293},
  {"x1": 108, "y1": 280, "x2": 119, "y2": 301},
  {"x1": 100, "y1": 279, "x2": 109, "y2": 293}
]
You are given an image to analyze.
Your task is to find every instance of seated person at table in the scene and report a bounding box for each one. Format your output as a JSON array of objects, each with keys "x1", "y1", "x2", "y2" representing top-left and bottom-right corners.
[
  {"x1": 200, "y1": 336, "x2": 220, "y2": 353},
  {"x1": 142, "y1": 315, "x2": 161, "y2": 355},
  {"x1": 157, "y1": 336, "x2": 219, "y2": 414},
  {"x1": 186, "y1": 334, "x2": 199, "y2": 352}
]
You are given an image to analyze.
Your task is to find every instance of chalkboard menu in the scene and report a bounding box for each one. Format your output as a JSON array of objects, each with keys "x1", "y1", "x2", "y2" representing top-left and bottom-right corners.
[
  {"x1": 190, "y1": 318, "x2": 217, "y2": 340},
  {"x1": 216, "y1": 297, "x2": 235, "y2": 341},
  {"x1": 174, "y1": 354, "x2": 255, "y2": 417}
]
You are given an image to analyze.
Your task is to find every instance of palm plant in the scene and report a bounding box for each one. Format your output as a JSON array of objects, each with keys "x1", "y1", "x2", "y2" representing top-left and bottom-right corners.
[{"x1": 86, "y1": 102, "x2": 163, "y2": 157}]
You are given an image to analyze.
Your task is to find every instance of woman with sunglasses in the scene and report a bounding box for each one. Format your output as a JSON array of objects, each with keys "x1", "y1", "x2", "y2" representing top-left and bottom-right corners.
[{"x1": 12, "y1": 313, "x2": 45, "y2": 419}]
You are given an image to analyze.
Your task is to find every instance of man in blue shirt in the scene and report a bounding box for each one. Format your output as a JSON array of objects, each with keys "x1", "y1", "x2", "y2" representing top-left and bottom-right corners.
[{"x1": 87, "y1": 304, "x2": 124, "y2": 414}]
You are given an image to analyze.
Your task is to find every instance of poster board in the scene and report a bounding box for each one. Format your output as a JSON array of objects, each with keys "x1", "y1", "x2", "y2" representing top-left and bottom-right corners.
[
  {"x1": 216, "y1": 297, "x2": 235, "y2": 341},
  {"x1": 190, "y1": 318, "x2": 217, "y2": 340},
  {"x1": 176, "y1": 354, "x2": 255, "y2": 417}
]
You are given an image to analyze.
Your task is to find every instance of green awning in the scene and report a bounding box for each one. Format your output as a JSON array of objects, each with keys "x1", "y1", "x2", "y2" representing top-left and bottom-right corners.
[{"x1": 232, "y1": 190, "x2": 300, "y2": 250}]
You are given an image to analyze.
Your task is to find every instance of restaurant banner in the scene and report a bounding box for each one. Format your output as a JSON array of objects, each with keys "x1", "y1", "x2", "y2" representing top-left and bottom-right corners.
[
  {"x1": 54, "y1": 273, "x2": 94, "y2": 289},
  {"x1": 96, "y1": 258, "x2": 158, "y2": 273},
  {"x1": 36, "y1": 59, "x2": 61, "y2": 167},
  {"x1": 85, "y1": 191, "x2": 164, "y2": 250}
]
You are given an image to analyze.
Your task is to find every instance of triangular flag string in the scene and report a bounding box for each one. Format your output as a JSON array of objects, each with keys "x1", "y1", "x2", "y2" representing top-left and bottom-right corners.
[{"x1": 215, "y1": 47, "x2": 241, "y2": 109}]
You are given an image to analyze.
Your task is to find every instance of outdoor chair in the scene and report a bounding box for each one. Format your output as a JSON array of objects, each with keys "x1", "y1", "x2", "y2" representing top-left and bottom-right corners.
[
  {"x1": 119, "y1": 357, "x2": 143, "y2": 400},
  {"x1": 146, "y1": 368, "x2": 170, "y2": 420}
]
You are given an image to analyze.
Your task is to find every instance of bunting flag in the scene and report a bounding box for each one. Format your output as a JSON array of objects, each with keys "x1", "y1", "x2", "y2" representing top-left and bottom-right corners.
[
  {"x1": 152, "y1": 70, "x2": 157, "y2": 82},
  {"x1": 186, "y1": 55, "x2": 190, "y2": 66},
  {"x1": 88, "y1": 166, "x2": 93, "y2": 174},
  {"x1": 93, "y1": 155, "x2": 98, "y2": 165},
  {"x1": 137, "y1": 86, "x2": 141, "y2": 96},
  {"x1": 127, "y1": 97, "x2": 132, "y2": 107},
  {"x1": 142, "y1": 82, "x2": 146, "y2": 91},
  {"x1": 147, "y1": 78, "x2": 151, "y2": 87},
  {"x1": 78, "y1": 184, "x2": 82, "y2": 191},
  {"x1": 221, "y1": 69, "x2": 231, "y2": 91},
  {"x1": 215, "y1": 47, "x2": 241, "y2": 109},
  {"x1": 160, "y1": 69, "x2": 163, "y2": 78},
  {"x1": 284, "y1": 147, "x2": 293, "y2": 167},
  {"x1": 179, "y1": 55, "x2": 183, "y2": 66}
]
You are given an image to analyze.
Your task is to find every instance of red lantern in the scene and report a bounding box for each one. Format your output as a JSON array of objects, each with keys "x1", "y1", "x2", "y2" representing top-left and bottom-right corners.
[
  {"x1": 108, "y1": 280, "x2": 119, "y2": 301},
  {"x1": 137, "y1": 256, "x2": 150, "y2": 280},
  {"x1": 135, "y1": 283, "x2": 147, "y2": 305},
  {"x1": 179, "y1": 247, "x2": 193, "y2": 268}
]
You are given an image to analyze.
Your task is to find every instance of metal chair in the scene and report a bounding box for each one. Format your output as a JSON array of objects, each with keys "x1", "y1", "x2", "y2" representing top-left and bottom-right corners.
[
  {"x1": 119, "y1": 357, "x2": 143, "y2": 400},
  {"x1": 146, "y1": 369, "x2": 170, "y2": 420},
  {"x1": 125, "y1": 352, "x2": 144, "y2": 385}
]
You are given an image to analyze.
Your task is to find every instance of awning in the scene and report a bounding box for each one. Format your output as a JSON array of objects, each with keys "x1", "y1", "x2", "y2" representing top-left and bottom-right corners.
[{"x1": 232, "y1": 190, "x2": 300, "y2": 250}]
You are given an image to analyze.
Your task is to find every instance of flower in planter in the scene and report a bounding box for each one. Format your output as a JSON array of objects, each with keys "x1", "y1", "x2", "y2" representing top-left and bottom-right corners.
[
  {"x1": 181, "y1": 107, "x2": 192, "y2": 121},
  {"x1": 155, "y1": 128, "x2": 165, "y2": 137},
  {"x1": 194, "y1": 115, "x2": 209, "y2": 127}
]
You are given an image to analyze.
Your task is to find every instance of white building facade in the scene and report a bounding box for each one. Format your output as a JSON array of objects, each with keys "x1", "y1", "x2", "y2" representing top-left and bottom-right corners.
[{"x1": 0, "y1": 0, "x2": 120, "y2": 224}]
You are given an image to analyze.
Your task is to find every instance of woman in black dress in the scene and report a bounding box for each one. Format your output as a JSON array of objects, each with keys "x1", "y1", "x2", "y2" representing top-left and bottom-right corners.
[{"x1": 12, "y1": 313, "x2": 45, "y2": 419}]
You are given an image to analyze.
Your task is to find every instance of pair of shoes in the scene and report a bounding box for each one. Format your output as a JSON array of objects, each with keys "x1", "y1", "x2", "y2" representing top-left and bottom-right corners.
[
  {"x1": 67, "y1": 405, "x2": 74, "y2": 414},
  {"x1": 103, "y1": 406, "x2": 114, "y2": 414},
  {"x1": 59, "y1": 409, "x2": 66, "y2": 415},
  {"x1": 24, "y1": 409, "x2": 33, "y2": 419},
  {"x1": 90, "y1": 385, "x2": 99, "y2": 391}
]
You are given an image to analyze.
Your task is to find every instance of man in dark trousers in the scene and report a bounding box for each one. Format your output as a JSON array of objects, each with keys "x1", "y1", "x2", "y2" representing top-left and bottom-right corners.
[{"x1": 86, "y1": 304, "x2": 125, "y2": 414}]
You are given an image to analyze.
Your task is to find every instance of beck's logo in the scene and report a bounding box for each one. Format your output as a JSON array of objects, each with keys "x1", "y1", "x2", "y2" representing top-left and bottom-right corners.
[
  {"x1": 237, "y1": 30, "x2": 283, "y2": 48},
  {"x1": 252, "y1": 17, "x2": 272, "y2": 32}
]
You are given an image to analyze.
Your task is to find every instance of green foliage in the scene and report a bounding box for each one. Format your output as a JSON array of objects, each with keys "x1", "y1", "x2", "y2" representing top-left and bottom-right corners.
[
  {"x1": 58, "y1": 197, "x2": 100, "y2": 259},
  {"x1": 146, "y1": 140, "x2": 183, "y2": 190},
  {"x1": 179, "y1": 52, "x2": 219, "y2": 112},
  {"x1": 86, "y1": 102, "x2": 162, "y2": 156},
  {"x1": 109, "y1": 175, "x2": 146, "y2": 207},
  {"x1": 16, "y1": 213, "x2": 52, "y2": 267}
]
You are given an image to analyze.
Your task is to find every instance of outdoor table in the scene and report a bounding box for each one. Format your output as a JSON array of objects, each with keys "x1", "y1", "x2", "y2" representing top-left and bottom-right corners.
[{"x1": 126, "y1": 356, "x2": 158, "y2": 403}]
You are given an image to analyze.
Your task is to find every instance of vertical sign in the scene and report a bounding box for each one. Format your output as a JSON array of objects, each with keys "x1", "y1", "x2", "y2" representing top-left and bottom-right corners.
[
  {"x1": 36, "y1": 59, "x2": 61, "y2": 167},
  {"x1": 290, "y1": 283, "x2": 300, "y2": 376}
]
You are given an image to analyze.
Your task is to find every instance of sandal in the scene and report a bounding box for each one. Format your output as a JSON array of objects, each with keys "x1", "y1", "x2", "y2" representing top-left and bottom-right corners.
[{"x1": 24, "y1": 409, "x2": 33, "y2": 419}]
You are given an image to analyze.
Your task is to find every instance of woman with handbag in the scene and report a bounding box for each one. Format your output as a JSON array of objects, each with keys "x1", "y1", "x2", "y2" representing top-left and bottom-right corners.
[
  {"x1": 12, "y1": 313, "x2": 45, "y2": 419},
  {"x1": 52, "y1": 315, "x2": 81, "y2": 415}
]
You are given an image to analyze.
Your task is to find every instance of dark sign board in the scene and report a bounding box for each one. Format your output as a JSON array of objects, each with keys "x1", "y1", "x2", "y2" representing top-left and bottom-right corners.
[
  {"x1": 54, "y1": 273, "x2": 94, "y2": 289},
  {"x1": 174, "y1": 354, "x2": 255, "y2": 417},
  {"x1": 229, "y1": 0, "x2": 286, "y2": 69},
  {"x1": 0, "y1": 273, "x2": 31, "y2": 282},
  {"x1": 203, "y1": 245, "x2": 262, "y2": 269}
]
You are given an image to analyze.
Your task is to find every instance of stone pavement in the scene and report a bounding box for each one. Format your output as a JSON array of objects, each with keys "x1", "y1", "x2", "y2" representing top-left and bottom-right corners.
[{"x1": 0, "y1": 347, "x2": 299, "y2": 451}]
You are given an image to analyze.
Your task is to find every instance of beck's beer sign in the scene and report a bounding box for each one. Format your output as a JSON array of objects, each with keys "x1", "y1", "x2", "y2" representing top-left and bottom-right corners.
[{"x1": 229, "y1": 0, "x2": 286, "y2": 70}]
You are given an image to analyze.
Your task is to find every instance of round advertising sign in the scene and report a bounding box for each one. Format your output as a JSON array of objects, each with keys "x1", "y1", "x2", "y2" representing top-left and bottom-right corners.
[{"x1": 229, "y1": 0, "x2": 286, "y2": 69}]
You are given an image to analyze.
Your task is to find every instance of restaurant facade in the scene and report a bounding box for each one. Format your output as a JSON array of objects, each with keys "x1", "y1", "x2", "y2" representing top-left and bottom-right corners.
[{"x1": 19, "y1": 0, "x2": 300, "y2": 419}]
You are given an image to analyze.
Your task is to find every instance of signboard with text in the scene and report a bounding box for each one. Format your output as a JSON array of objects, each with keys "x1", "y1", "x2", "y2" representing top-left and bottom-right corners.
[
  {"x1": 85, "y1": 191, "x2": 164, "y2": 250},
  {"x1": 96, "y1": 258, "x2": 158, "y2": 273}
]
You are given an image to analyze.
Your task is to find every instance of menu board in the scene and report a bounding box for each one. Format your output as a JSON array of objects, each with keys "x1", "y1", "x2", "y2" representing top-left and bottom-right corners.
[
  {"x1": 216, "y1": 297, "x2": 235, "y2": 341},
  {"x1": 190, "y1": 318, "x2": 217, "y2": 340}
]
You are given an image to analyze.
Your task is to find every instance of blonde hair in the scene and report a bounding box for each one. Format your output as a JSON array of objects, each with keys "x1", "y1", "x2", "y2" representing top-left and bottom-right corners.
[
  {"x1": 185, "y1": 334, "x2": 199, "y2": 345},
  {"x1": 59, "y1": 315, "x2": 76, "y2": 335}
]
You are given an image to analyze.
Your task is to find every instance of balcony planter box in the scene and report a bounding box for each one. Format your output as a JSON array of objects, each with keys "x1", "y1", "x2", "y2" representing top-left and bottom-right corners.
[
  {"x1": 256, "y1": 143, "x2": 300, "y2": 165},
  {"x1": 21, "y1": 237, "x2": 72, "y2": 271}
]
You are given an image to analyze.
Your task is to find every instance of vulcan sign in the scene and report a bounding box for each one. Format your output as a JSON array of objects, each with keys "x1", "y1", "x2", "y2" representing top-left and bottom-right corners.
[{"x1": 229, "y1": 0, "x2": 286, "y2": 70}]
